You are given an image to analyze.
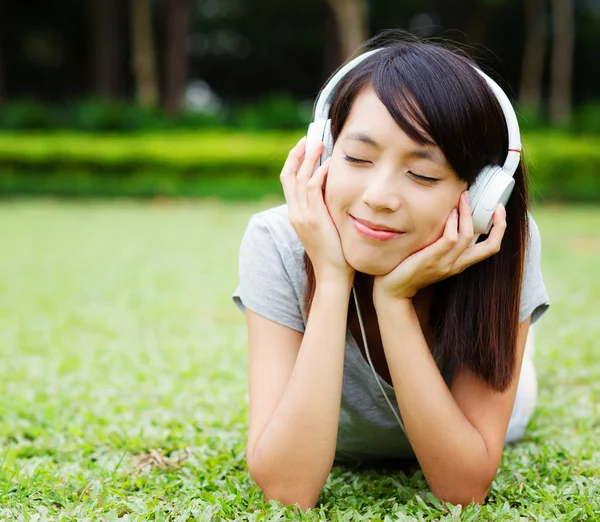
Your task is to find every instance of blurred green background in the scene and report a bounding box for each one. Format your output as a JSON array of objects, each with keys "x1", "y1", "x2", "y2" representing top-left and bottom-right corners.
[
  {"x1": 0, "y1": 0, "x2": 598, "y2": 201},
  {"x1": 1, "y1": 2, "x2": 600, "y2": 518}
]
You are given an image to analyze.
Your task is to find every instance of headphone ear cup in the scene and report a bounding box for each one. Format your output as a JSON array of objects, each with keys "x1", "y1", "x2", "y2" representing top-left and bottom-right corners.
[
  {"x1": 470, "y1": 166, "x2": 515, "y2": 236},
  {"x1": 307, "y1": 121, "x2": 325, "y2": 158},
  {"x1": 468, "y1": 165, "x2": 496, "y2": 211},
  {"x1": 322, "y1": 119, "x2": 334, "y2": 161},
  {"x1": 307, "y1": 119, "x2": 333, "y2": 172}
]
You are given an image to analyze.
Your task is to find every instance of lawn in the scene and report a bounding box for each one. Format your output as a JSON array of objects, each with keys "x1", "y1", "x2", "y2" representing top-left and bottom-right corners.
[{"x1": 0, "y1": 198, "x2": 598, "y2": 521}]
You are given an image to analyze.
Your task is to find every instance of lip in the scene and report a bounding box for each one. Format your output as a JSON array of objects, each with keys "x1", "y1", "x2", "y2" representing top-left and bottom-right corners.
[{"x1": 350, "y1": 215, "x2": 403, "y2": 241}]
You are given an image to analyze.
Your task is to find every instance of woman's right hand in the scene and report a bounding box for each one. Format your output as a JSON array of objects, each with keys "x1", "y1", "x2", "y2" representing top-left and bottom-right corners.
[{"x1": 280, "y1": 136, "x2": 355, "y2": 287}]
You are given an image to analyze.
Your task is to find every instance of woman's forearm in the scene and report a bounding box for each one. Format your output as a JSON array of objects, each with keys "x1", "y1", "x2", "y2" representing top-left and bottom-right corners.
[
  {"x1": 374, "y1": 296, "x2": 493, "y2": 504},
  {"x1": 248, "y1": 279, "x2": 352, "y2": 510}
]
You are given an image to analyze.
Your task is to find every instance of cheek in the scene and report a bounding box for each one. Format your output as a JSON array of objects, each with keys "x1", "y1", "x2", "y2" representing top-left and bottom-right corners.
[
  {"x1": 407, "y1": 193, "x2": 458, "y2": 247},
  {"x1": 324, "y1": 164, "x2": 352, "y2": 214}
]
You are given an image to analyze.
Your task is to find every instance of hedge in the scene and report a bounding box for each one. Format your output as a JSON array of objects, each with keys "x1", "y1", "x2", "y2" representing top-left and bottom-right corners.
[{"x1": 0, "y1": 131, "x2": 598, "y2": 201}]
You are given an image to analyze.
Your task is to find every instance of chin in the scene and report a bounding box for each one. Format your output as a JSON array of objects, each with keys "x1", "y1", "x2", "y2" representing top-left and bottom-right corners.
[{"x1": 344, "y1": 251, "x2": 403, "y2": 276}]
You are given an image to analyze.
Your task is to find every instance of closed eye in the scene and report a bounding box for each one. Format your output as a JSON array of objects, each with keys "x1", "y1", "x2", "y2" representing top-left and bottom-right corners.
[
  {"x1": 344, "y1": 155, "x2": 440, "y2": 183},
  {"x1": 409, "y1": 171, "x2": 440, "y2": 183},
  {"x1": 343, "y1": 154, "x2": 369, "y2": 165}
]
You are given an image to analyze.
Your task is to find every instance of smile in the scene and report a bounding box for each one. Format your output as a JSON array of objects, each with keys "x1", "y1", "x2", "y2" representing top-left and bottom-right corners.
[{"x1": 349, "y1": 215, "x2": 404, "y2": 242}]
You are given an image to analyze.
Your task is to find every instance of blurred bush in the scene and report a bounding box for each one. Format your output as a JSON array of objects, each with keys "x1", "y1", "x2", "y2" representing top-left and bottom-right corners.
[
  {"x1": 68, "y1": 100, "x2": 164, "y2": 132},
  {"x1": 515, "y1": 106, "x2": 546, "y2": 133},
  {"x1": 516, "y1": 103, "x2": 600, "y2": 136},
  {"x1": 2, "y1": 97, "x2": 599, "y2": 135},
  {"x1": 571, "y1": 104, "x2": 600, "y2": 135},
  {"x1": 523, "y1": 132, "x2": 600, "y2": 201},
  {"x1": 0, "y1": 94, "x2": 308, "y2": 133},
  {"x1": 0, "y1": 100, "x2": 57, "y2": 130},
  {"x1": 233, "y1": 93, "x2": 312, "y2": 130},
  {"x1": 0, "y1": 130, "x2": 598, "y2": 201}
]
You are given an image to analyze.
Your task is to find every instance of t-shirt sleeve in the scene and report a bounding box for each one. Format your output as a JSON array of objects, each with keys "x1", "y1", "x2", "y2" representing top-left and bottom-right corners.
[
  {"x1": 232, "y1": 214, "x2": 305, "y2": 333},
  {"x1": 519, "y1": 214, "x2": 550, "y2": 324}
]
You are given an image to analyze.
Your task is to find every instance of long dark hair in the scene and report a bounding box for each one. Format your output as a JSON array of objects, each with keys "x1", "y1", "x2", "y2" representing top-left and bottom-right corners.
[{"x1": 303, "y1": 34, "x2": 529, "y2": 392}]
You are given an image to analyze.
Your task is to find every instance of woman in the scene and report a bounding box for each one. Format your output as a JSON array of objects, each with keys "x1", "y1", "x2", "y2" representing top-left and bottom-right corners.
[{"x1": 232, "y1": 36, "x2": 550, "y2": 510}]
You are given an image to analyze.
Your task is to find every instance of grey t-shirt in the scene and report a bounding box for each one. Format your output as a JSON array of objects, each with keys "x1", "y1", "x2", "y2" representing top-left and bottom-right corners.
[{"x1": 231, "y1": 203, "x2": 550, "y2": 463}]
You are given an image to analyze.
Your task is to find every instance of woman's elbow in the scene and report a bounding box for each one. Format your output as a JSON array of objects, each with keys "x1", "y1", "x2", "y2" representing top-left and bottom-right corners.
[
  {"x1": 247, "y1": 459, "x2": 320, "y2": 511},
  {"x1": 430, "y1": 484, "x2": 490, "y2": 506},
  {"x1": 262, "y1": 487, "x2": 319, "y2": 512}
]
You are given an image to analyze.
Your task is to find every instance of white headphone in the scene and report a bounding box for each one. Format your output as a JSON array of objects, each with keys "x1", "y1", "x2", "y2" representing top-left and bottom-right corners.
[{"x1": 306, "y1": 47, "x2": 522, "y2": 245}]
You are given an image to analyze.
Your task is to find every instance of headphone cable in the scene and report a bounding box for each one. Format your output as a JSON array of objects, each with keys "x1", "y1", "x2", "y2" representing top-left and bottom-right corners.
[{"x1": 352, "y1": 285, "x2": 409, "y2": 440}]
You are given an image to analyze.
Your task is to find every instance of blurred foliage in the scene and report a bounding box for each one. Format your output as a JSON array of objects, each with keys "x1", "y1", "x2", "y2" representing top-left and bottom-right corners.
[
  {"x1": 524, "y1": 132, "x2": 600, "y2": 202},
  {"x1": 0, "y1": 131, "x2": 291, "y2": 167},
  {"x1": 571, "y1": 104, "x2": 600, "y2": 135},
  {"x1": 516, "y1": 103, "x2": 600, "y2": 136},
  {"x1": 233, "y1": 93, "x2": 312, "y2": 130},
  {"x1": 0, "y1": 131, "x2": 598, "y2": 201},
  {"x1": 67, "y1": 100, "x2": 166, "y2": 132},
  {"x1": 515, "y1": 106, "x2": 546, "y2": 134},
  {"x1": 2, "y1": 97, "x2": 600, "y2": 136},
  {"x1": 0, "y1": 100, "x2": 57, "y2": 130},
  {"x1": 0, "y1": 95, "x2": 310, "y2": 133}
]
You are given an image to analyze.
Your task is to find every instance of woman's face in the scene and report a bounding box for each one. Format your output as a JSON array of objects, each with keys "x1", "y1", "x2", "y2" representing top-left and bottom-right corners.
[{"x1": 324, "y1": 86, "x2": 468, "y2": 276}]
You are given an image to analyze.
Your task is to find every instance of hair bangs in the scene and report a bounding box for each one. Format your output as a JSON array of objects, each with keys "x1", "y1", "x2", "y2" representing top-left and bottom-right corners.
[{"x1": 372, "y1": 63, "x2": 435, "y2": 148}]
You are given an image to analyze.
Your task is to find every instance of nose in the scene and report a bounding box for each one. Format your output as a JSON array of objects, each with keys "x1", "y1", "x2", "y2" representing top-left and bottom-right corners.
[{"x1": 361, "y1": 171, "x2": 401, "y2": 212}]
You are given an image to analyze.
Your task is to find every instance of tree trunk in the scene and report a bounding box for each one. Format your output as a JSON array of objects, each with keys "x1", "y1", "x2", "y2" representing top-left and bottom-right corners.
[
  {"x1": 163, "y1": 0, "x2": 191, "y2": 117},
  {"x1": 519, "y1": 0, "x2": 547, "y2": 110},
  {"x1": 322, "y1": 5, "x2": 342, "y2": 81},
  {"x1": 130, "y1": 0, "x2": 158, "y2": 107},
  {"x1": 327, "y1": 0, "x2": 368, "y2": 61},
  {"x1": 549, "y1": 0, "x2": 574, "y2": 124},
  {"x1": 89, "y1": 0, "x2": 120, "y2": 99}
]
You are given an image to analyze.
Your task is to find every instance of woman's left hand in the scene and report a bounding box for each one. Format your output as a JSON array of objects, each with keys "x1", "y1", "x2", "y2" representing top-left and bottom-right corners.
[{"x1": 373, "y1": 191, "x2": 507, "y2": 303}]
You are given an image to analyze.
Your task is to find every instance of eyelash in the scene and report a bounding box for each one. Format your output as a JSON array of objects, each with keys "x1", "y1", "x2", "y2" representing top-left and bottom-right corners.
[
  {"x1": 343, "y1": 155, "x2": 440, "y2": 184},
  {"x1": 410, "y1": 172, "x2": 440, "y2": 184}
]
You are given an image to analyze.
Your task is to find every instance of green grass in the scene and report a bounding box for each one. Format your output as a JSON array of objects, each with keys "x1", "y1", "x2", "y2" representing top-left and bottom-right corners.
[{"x1": 0, "y1": 198, "x2": 598, "y2": 520}]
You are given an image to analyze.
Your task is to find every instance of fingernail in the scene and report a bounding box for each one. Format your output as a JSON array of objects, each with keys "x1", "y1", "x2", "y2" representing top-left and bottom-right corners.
[
  {"x1": 463, "y1": 192, "x2": 470, "y2": 205},
  {"x1": 451, "y1": 208, "x2": 458, "y2": 219}
]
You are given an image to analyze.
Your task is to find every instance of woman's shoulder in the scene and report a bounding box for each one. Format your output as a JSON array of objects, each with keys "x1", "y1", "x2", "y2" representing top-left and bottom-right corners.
[
  {"x1": 235, "y1": 203, "x2": 308, "y2": 330},
  {"x1": 520, "y1": 211, "x2": 550, "y2": 323},
  {"x1": 240, "y1": 203, "x2": 306, "y2": 280},
  {"x1": 246, "y1": 203, "x2": 304, "y2": 254},
  {"x1": 525, "y1": 211, "x2": 543, "y2": 260}
]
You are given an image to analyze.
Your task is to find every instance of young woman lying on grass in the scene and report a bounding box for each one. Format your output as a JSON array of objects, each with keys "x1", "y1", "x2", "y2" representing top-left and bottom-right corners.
[{"x1": 232, "y1": 36, "x2": 550, "y2": 511}]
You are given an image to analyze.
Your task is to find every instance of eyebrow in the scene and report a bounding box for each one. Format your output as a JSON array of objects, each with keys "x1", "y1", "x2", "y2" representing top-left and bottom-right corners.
[{"x1": 344, "y1": 131, "x2": 448, "y2": 167}]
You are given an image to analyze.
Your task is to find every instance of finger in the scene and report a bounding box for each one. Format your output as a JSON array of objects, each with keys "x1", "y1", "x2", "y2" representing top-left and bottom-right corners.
[
  {"x1": 306, "y1": 157, "x2": 331, "y2": 212},
  {"x1": 458, "y1": 191, "x2": 474, "y2": 248},
  {"x1": 296, "y1": 141, "x2": 324, "y2": 212},
  {"x1": 414, "y1": 207, "x2": 459, "y2": 264},
  {"x1": 280, "y1": 136, "x2": 307, "y2": 215},
  {"x1": 281, "y1": 136, "x2": 306, "y2": 178},
  {"x1": 446, "y1": 191, "x2": 475, "y2": 260},
  {"x1": 438, "y1": 207, "x2": 459, "y2": 253},
  {"x1": 455, "y1": 203, "x2": 507, "y2": 269}
]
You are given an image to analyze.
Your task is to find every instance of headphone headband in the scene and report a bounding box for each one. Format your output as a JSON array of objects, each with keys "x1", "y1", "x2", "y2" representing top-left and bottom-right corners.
[{"x1": 312, "y1": 47, "x2": 521, "y2": 177}]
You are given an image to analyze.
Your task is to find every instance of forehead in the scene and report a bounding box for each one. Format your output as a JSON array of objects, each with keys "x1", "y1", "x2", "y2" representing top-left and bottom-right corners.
[{"x1": 341, "y1": 87, "x2": 449, "y2": 167}]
